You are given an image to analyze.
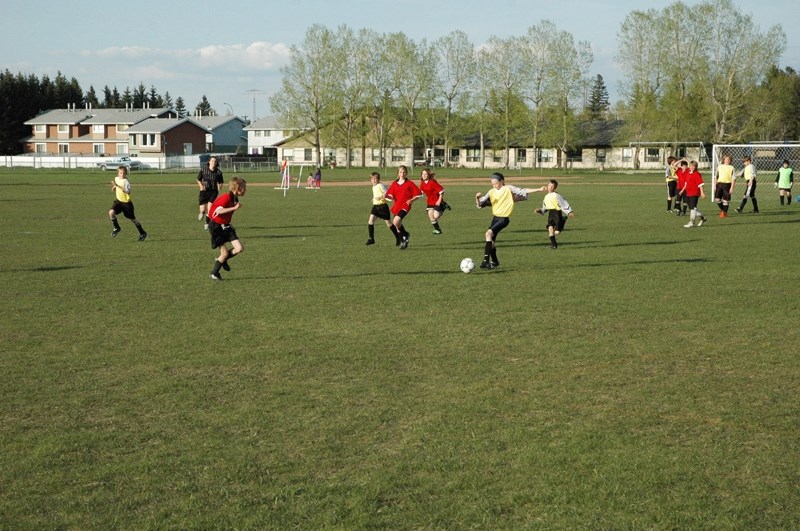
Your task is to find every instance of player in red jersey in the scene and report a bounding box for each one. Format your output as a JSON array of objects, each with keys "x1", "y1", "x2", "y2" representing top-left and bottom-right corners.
[
  {"x1": 208, "y1": 176, "x2": 247, "y2": 280},
  {"x1": 419, "y1": 168, "x2": 448, "y2": 234},
  {"x1": 384, "y1": 165, "x2": 423, "y2": 249},
  {"x1": 674, "y1": 159, "x2": 689, "y2": 215},
  {"x1": 681, "y1": 161, "x2": 707, "y2": 228}
]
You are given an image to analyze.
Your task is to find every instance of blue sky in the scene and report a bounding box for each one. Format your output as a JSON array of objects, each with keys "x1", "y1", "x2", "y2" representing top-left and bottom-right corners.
[{"x1": 3, "y1": 0, "x2": 798, "y2": 119}]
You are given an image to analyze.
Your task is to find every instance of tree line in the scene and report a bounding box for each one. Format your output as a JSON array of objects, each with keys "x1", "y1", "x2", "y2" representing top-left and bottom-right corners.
[
  {"x1": 271, "y1": 0, "x2": 796, "y2": 169},
  {"x1": 0, "y1": 70, "x2": 215, "y2": 155}
]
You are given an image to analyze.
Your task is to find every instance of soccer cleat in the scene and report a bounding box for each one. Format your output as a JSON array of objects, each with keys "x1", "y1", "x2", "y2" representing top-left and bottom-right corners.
[
  {"x1": 432, "y1": 229, "x2": 442, "y2": 234},
  {"x1": 479, "y1": 259, "x2": 491, "y2": 269},
  {"x1": 684, "y1": 222, "x2": 694, "y2": 228},
  {"x1": 138, "y1": 232, "x2": 148, "y2": 241},
  {"x1": 210, "y1": 273, "x2": 223, "y2": 281},
  {"x1": 719, "y1": 211, "x2": 727, "y2": 218},
  {"x1": 735, "y1": 207, "x2": 743, "y2": 213},
  {"x1": 198, "y1": 212, "x2": 204, "y2": 221},
  {"x1": 365, "y1": 238, "x2": 375, "y2": 245},
  {"x1": 399, "y1": 237, "x2": 409, "y2": 250},
  {"x1": 698, "y1": 216, "x2": 707, "y2": 226},
  {"x1": 221, "y1": 261, "x2": 231, "y2": 272},
  {"x1": 549, "y1": 244, "x2": 558, "y2": 249},
  {"x1": 111, "y1": 228, "x2": 121, "y2": 238},
  {"x1": 490, "y1": 261, "x2": 500, "y2": 268},
  {"x1": 204, "y1": 223, "x2": 209, "y2": 231}
]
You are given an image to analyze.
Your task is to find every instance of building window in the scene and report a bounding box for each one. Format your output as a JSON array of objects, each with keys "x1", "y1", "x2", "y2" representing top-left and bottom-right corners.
[
  {"x1": 141, "y1": 134, "x2": 149, "y2": 146},
  {"x1": 57, "y1": 124, "x2": 69, "y2": 134},
  {"x1": 34, "y1": 124, "x2": 45, "y2": 134},
  {"x1": 676, "y1": 146, "x2": 687, "y2": 158},
  {"x1": 118, "y1": 124, "x2": 128, "y2": 132},
  {"x1": 622, "y1": 148, "x2": 633, "y2": 162},
  {"x1": 93, "y1": 144, "x2": 104, "y2": 154},
  {"x1": 371, "y1": 148, "x2": 382, "y2": 162},
  {"x1": 596, "y1": 148, "x2": 607, "y2": 163},
  {"x1": 304, "y1": 148, "x2": 313, "y2": 162},
  {"x1": 92, "y1": 124, "x2": 104, "y2": 134},
  {"x1": 516, "y1": 149, "x2": 527, "y2": 163},
  {"x1": 349, "y1": 149, "x2": 357, "y2": 163},
  {"x1": 449, "y1": 148, "x2": 459, "y2": 164},
  {"x1": 58, "y1": 143, "x2": 69, "y2": 153},
  {"x1": 645, "y1": 148, "x2": 660, "y2": 162},
  {"x1": 116, "y1": 143, "x2": 128, "y2": 154},
  {"x1": 254, "y1": 130, "x2": 263, "y2": 137},
  {"x1": 35, "y1": 143, "x2": 46, "y2": 153},
  {"x1": 131, "y1": 135, "x2": 137, "y2": 146},
  {"x1": 489, "y1": 150, "x2": 502, "y2": 163},
  {"x1": 466, "y1": 149, "x2": 480, "y2": 162},
  {"x1": 391, "y1": 148, "x2": 405, "y2": 162},
  {"x1": 537, "y1": 148, "x2": 553, "y2": 163}
]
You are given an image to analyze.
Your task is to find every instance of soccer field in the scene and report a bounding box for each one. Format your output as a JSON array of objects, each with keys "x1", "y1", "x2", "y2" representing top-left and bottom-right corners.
[{"x1": 1, "y1": 169, "x2": 799, "y2": 528}]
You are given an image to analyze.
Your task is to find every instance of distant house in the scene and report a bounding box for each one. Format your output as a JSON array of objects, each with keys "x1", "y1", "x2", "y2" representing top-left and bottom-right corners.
[
  {"x1": 245, "y1": 116, "x2": 303, "y2": 157},
  {"x1": 125, "y1": 118, "x2": 208, "y2": 156},
  {"x1": 189, "y1": 114, "x2": 247, "y2": 153},
  {"x1": 22, "y1": 105, "x2": 175, "y2": 156}
]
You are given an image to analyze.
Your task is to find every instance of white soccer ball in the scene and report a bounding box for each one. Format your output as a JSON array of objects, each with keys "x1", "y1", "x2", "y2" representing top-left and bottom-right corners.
[{"x1": 460, "y1": 257, "x2": 475, "y2": 273}]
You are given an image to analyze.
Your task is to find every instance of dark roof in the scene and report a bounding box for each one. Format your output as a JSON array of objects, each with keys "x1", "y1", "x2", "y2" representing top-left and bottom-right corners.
[{"x1": 576, "y1": 120, "x2": 625, "y2": 147}]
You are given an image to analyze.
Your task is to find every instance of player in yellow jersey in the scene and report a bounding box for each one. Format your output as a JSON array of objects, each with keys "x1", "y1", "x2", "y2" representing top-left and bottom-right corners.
[
  {"x1": 535, "y1": 179, "x2": 574, "y2": 249},
  {"x1": 734, "y1": 156, "x2": 759, "y2": 213},
  {"x1": 475, "y1": 173, "x2": 514, "y2": 269},
  {"x1": 365, "y1": 172, "x2": 395, "y2": 245},
  {"x1": 715, "y1": 155, "x2": 736, "y2": 218},
  {"x1": 108, "y1": 166, "x2": 147, "y2": 241}
]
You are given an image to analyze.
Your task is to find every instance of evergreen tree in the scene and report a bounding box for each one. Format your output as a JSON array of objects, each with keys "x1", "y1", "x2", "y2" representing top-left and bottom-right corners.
[
  {"x1": 102, "y1": 85, "x2": 113, "y2": 108},
  {"x1": 587, "y1": 74, "x2": 610, "y2": 120},
  {"x1": 148, "y1": 85, "x2": 163, "y2": 108},
  {"x1": 121, "y1": 87, "x2": 133, "y2": 108},
  {"x1": 85, "y1": 85, "x2": 100, "y2": 108},
  {"x1": 175, "y1": 96, "x2": 187, "y2": 118},
  {"x1": 194, "y1": 95, "x2": 213, "y2": 116},
  {"x1": 163, "y1": 91, "x2": 174, "y2": 110}
]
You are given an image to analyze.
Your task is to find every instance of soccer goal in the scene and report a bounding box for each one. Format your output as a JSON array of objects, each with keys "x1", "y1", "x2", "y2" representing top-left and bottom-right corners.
[
  {"x1": 274, "y1": 162, "x2": 309, "y2": 196},
  {"x1": 711, "y1": 143, "x2": 800, "y2": 202}
]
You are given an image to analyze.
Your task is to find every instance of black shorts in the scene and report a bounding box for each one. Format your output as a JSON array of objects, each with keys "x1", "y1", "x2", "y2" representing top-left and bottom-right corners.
[
  {"x1": 715, "y1": 182, "x2": 732, "y2": 201},
  {"x1": 111, "y1": 200, "x2": 136, "y2": 219},
  {"x1": 686, "y1": 196, "x2": 700, "y2": 209},
  {"x1": 742, "y1": 180, "x2": 757, "y2": 198},
  {"x1": 394, "y1": 209, "x2": 409, "y2": 220},
  {"x1": 371, "y1": 204, "x2": 391, "y2": 220},
  {"x1": 667, "y1": 180, "x2": 678, "y2": 197},
  {"x1": 199, "y1": 189, "x2": 219, "y2": 205},
  {"x1": 427, "y1": 204, "x2": 446, "y2": 214},
  {"x1": 547, "y1": 209, "x2": 563, "y2": 229},
  {"x1": 209, "y1": 221, "x2": 238, "y2": 249},
  {"x1": 488, "y1": 216, "x2": 510, "y2": 237}
]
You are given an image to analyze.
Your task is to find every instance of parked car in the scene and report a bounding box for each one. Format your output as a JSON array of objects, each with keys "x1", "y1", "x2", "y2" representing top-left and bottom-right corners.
[{"x1": 97, "y1": 156, "x2": 142, "y2": 171}]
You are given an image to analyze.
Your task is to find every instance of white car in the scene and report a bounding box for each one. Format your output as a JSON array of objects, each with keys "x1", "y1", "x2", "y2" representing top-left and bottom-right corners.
[{"x1": 97, "y1": 156, "x2": 142, "y2": 171}]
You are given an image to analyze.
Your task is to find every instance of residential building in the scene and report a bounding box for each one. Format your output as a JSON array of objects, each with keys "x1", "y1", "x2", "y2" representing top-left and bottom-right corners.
[
  {"x1": 245, "y1": 116, "x2": 301, "y2": 157},
  {"x1": 189, "y1": 114, "x2": 247, "y2": 153},
  {"x1": 23, "y1": 105, "x2": 175, "y2": 156},
  {"x1": 125, "y1": 118, "x2": 208, "y2": 156}
]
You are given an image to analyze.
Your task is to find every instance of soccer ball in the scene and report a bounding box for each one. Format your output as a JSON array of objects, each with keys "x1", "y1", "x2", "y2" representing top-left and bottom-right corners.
[{"x1": 460, "y1": 257, "x2": 475, "y2": 273}]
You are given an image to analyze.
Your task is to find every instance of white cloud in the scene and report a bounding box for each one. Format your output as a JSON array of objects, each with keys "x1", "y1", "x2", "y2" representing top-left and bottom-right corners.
[{"x1": 82, "y1": 42, "x2": 290, "y2": 72}]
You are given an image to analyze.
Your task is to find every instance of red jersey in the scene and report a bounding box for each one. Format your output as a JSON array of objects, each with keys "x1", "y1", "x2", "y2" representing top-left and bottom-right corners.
[
  {"x1": 385, "y1": 178, "x2": 422, "y2": 215},
  {"x1": 209, "y1": 191, "x2": 238, "y2": 224},
  {"x1": 676, "y1": 167, "x2": 689, "y2": 192},
  {"x1": 685, "y1": 170, "x2": 704, "y2": 197},
  {"x1": 420, "y1": 178, "x2": 444, "y2": 207}
]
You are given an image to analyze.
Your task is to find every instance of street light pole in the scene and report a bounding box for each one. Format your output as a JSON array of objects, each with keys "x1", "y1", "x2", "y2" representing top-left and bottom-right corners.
[{"x1": 223, "y1": 102, "x2": 234, "y2": 116}]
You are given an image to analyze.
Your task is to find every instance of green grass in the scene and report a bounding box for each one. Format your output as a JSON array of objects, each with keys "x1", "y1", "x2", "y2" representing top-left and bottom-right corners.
[{"x1": 1, "y1": 168, "x2": 799, "y2": 529}]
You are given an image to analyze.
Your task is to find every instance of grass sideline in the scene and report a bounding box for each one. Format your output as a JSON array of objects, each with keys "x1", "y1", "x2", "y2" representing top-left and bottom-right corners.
[{"x1": 1, "y1": 168, "x2": 799, "y2": 528}]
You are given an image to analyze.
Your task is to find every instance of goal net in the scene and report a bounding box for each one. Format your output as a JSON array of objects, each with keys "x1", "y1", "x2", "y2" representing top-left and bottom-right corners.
[{"x1": 711, "y1": 143, "x2": 800, "y2": 203}]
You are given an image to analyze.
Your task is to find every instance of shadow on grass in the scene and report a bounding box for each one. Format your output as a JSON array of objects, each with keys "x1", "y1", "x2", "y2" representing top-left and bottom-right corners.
[
  {"x1": 564, "y1": 257, "x2": 712, "y2": 268},
  {"x1": 8, "y1": 265, "x2": 84, "y2": 272}
]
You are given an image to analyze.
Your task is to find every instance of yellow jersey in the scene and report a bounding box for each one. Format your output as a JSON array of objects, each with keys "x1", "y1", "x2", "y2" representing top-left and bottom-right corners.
[
  {"x1": 114, "y1": 177, "x2": 131, "y2": 203},
  {"x1": 487, "y1": 186, "x2": 514, "y2": 217},
  {"x1": 372, "y1": 182, "x2": 388, "y2": 205},
  {"x1": 717, "y1": 164, "x2": 734, "y2": 184}
]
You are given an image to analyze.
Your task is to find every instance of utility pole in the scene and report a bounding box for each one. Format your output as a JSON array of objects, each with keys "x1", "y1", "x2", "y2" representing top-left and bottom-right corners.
[{"x1": 244, "y1": 89, "x2": 264, "y2": 121}]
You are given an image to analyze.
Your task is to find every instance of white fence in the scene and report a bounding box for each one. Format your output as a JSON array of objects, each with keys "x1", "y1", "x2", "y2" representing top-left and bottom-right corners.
[{"x1": 0, "y1": 155, "x2": 203, "y2": 171}]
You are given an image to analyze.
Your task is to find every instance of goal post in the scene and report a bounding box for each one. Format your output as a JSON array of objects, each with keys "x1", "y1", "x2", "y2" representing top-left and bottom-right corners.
[
  {"x1": 274, "y1": 162, "x2": 309, "y2": 196},
  {"x1": 711, "y1": 143, "x2": 800, "y2": 203}
]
